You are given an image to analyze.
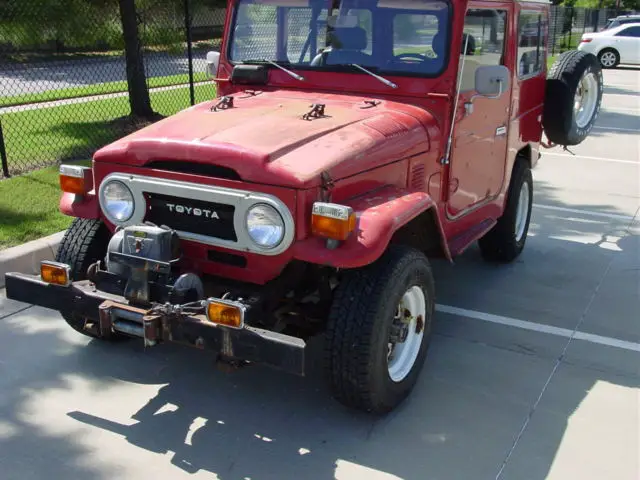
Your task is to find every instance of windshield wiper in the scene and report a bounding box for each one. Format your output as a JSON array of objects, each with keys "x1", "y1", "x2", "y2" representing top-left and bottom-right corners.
[
  {"x1": 349, "y1": 64, "x2": 397, "y2": 89},
  {"x1": 241, "y1": 59, "x2": 304, "y2": 82}
]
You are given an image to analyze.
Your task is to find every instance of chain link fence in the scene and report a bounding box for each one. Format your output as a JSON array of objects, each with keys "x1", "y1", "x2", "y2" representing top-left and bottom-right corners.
[
  {"x1": 0, "y1": 0, "x2": 224, "y2": 178},
  {"x1": 0, "y1": 3, "x2": 636, "y2": 179}
]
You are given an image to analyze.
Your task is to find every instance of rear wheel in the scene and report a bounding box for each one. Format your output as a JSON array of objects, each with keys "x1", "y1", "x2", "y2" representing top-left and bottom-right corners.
[
  {"x1": 324, "y1": 245, "x2": 435, "y2": 413},
  {"x1": 478, "y1": 161, "x2": 533, "y2": 263},
  {"x1": 597, "y1": 48, "x2": 619, "y2": 69},
  {"x1": 55, "y1": 218, "x2": 119, "y2": 339}
]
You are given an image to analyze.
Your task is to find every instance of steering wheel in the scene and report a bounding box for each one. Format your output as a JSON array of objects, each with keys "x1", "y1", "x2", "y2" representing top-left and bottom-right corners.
[{"x1": 393, "y1": 52, "x2": 428, "y2": 63}]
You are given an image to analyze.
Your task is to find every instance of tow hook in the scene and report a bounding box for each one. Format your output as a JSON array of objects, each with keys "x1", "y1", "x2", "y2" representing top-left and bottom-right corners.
[{"x1": 215, "y1": 355, "x2": 251, "y2": 373}]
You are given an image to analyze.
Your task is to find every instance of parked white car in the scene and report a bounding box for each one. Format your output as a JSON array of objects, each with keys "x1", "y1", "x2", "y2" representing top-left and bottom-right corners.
[{"x1": 578, "y1": 23, "x2": 640, "y2": 69}]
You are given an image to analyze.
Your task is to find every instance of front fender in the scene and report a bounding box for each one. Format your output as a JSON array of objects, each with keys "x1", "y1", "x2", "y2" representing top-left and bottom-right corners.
[
  {"x1": 292, "y1": 185, "x2": 447, "y2": 268},
  {"x1": 60, "y1": 191, "x2": 100, "y2": 218}
]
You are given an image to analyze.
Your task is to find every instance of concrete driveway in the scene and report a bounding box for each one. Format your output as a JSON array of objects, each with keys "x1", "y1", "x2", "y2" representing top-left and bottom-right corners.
[{"x1": 1, "y1": 68, "x2": 638, "y2": 480}]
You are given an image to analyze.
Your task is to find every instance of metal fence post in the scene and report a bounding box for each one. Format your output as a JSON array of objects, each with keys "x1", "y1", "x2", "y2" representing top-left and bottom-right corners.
[
  {"x1": 184, "y1": 0, "x2": 195, "y2": 106},
  {"x1": 0, "y1": 119, "x2": 9, "y2": 178}
]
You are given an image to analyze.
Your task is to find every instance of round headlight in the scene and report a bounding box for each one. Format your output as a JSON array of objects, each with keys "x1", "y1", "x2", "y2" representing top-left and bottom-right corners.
[
  {"x1": 102, "y1": 180, "x2": 134, "y2": 222},
  {"x1": 246, "y1": 204, "x2": 285, "y2": 249}
]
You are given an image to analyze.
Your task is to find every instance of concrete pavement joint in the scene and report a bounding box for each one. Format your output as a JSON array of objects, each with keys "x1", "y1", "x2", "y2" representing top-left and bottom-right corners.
[
  {"x1": 493, "y1": 206, "x2": 639, "y2": 480},
  {"x1": 0, "y1": 304, "x2": 32, "y2": 322}
]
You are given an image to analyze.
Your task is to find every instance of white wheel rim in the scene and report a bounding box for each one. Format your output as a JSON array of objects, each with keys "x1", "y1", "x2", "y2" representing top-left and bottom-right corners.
[
  {"x1": 514, "y1": 181, "x2": 530, "y2": 242},
  {"x1": 573, "y1": 71, "x2": 599, "y2": 129},
  {"x1": 600, "y1": 52, "x2": 616, "y2": 67},
  {"x1": 387, "y1": 286, "x2": 426, "y2": 383}
]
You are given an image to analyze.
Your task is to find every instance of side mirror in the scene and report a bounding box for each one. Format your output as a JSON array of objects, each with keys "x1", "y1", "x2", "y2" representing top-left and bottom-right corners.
[
  {"x1": 206, "y1": 51, "x2": 220, "y2": 77},
  {"x1": 474, "y1": 65, "x2": 510, "y2": 98}
]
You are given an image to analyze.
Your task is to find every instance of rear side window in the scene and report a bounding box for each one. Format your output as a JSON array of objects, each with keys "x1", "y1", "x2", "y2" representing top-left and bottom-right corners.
[
  {"x1": 616, "y1": 26, "x2": 640, "y2": 37},
  {"x1": 517, "y1": 10, "x2": 547, "y2": 78}
]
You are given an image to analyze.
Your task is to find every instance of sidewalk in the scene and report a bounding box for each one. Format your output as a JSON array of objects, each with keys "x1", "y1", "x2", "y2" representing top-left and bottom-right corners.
[{"x1": 0, "y1": 231, "x2": 64, "y2": 288}]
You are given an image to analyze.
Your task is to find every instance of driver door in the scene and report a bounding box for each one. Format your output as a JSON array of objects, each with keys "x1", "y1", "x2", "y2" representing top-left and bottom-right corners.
[{"x1": 447, "y1": 8, "x2": 511, "y2": 218}]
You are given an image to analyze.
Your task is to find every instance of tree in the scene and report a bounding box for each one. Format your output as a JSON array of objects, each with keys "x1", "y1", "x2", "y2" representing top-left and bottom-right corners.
[{"x1": 118, "y1": 0, "x2": 155, "y2": 119}]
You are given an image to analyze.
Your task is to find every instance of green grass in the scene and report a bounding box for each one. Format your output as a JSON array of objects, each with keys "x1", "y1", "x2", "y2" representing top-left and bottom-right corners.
[
  {"x1": 0, "y1": 165, "x2": 77, "y2": 249},
  {"x1": 2, "y1": 83, "x2": 216, "y2": 174},
  {"x1": 0, "y1": 72, "x2": 209, "y2": 107},
  {"x1": 0, "y1": 83, "x2": 216, "y2": 248}
]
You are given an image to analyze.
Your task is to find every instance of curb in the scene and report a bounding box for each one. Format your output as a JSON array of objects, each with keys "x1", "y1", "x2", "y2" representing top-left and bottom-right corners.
[{"x1": 0, "y1": 231, "x2": 65, "y2": 289}]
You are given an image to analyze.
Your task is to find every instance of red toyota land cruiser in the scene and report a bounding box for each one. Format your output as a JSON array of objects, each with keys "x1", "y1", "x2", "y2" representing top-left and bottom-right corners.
[{"x1": 5, "y1": 0, "x2": 602, "y2": 413}]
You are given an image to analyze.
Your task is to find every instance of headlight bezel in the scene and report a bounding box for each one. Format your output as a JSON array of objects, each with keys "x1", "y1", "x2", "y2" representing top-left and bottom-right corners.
[
  {"x1": 245, "y1": 203, "x2": 286, "y2": 250},
  {"x1": 99, "y1": 179, "x2": 135, "y2": 224}
]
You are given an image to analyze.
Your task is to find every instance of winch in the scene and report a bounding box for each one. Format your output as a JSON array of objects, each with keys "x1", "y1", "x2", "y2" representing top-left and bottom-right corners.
[{"x1": 104, "y1": 223, "x2": 204, "y2": 304}]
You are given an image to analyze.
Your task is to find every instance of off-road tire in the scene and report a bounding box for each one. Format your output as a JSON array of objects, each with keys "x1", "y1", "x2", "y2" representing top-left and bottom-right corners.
[
  {"x1": 55, "y1": 218, "x2": 117, "y2": 339},
  {"x1": 478, "y1": 160, "x2": 533, "y2": 263},
  {"x1": 543, "y1": 50, "x2": 603, "y2": 146},
  {"x1": 597, "y1": 48, "x2": 619, "y2": 69},
  {"x1": 324, "y1": 245, "x2": 435, "y2": 414}
]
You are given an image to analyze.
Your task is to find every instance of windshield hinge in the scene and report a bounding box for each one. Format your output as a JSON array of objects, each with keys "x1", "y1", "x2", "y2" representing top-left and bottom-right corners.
[{"x1": 211, "y1": 96, "x2": 234, "y2": 112}]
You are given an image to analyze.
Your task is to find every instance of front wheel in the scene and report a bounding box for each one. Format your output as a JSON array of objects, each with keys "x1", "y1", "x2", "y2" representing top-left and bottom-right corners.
[
  {"x1": 324, "y1": 245, "x2": 435, "y2": 413},
  {"x1": 55, "y1": 218, "x2": 122, "y2": 340},
  {"x1": 478, "y1": 161, "x2": 533, "y2": 263}
]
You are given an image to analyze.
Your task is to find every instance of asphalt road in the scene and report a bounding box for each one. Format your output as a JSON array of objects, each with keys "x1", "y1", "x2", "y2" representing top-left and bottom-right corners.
[
  {"x1": 0, "y1": 52, "x2": 209, "y2": 97},
  {"x1": 1, "y1": 68, "x2": 638, "y2": 480}
]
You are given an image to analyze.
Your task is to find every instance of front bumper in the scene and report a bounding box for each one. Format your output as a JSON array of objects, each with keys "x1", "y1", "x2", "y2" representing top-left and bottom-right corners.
[{"x1": 4, "y1": 272, "x2": 306, "y2": 376}]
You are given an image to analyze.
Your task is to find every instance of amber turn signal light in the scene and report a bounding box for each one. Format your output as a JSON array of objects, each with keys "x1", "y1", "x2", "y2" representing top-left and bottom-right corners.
[
  {"x1": 206, "y1": 299, "x2": 245, "y2": 329},
  {"x1": 311, "y1": 202, "x2": 356, "y2": 241},
  {"x1": 59, "y1": 164, "x2": 93, "y2": 195},
  {"x1": 40, "y1": 261, "x2": 71, "y2": 286}
]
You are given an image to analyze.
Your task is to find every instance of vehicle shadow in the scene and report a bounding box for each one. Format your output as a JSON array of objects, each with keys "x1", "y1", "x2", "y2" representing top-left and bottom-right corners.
[
  {"x1": 1, "y1": 181, "x2": 638, "y2": 480},
  {"x1": 602, "y1": 84, "x2": 639, "y2": 96},
  {"x1": 588, "y1": 109, "x2": 640, "y2": 137},
  {"x1": 614, "y1": 65, "x2": 640, "y2": 71}
]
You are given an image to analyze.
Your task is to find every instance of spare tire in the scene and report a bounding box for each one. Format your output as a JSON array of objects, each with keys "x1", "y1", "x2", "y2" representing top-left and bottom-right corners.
[{"x1": 542, "y1": 50, "x2": 603, "y2": 146}]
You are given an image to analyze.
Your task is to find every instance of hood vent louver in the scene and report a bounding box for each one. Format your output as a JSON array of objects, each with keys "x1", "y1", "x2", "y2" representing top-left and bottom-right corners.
[
  {"x1": 146, "y1": 160, "x2": 241, "y2": 181},
  {"x1": 410, "y1": 163, "x2": 426, "y2": 190}
]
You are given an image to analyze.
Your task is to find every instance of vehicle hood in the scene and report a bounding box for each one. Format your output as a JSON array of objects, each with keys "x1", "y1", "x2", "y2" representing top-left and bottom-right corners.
[{"x1": 94, "y1": 89, "x2": 437, "y2": 188}]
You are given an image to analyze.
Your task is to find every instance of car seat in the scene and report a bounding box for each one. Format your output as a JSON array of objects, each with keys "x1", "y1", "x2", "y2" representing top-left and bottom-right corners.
[{"x1": 311, "y1": 26, "x2": 371, "y2": 66}]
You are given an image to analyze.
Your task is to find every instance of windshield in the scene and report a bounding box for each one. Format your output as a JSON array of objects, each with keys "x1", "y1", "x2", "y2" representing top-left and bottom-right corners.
[{"x1": 229, "y1": 0, "x2": 452, "y2": 77}]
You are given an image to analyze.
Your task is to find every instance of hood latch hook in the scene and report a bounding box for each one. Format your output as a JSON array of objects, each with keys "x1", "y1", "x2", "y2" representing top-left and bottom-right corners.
[{"x1": 302, "y1": 103, "x2": 326, "y2": 121}]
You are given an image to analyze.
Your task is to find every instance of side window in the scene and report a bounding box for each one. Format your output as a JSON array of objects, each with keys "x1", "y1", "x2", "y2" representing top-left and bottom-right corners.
[
  {"x1": 517, "y1": 11, "x2": 547, "y2": 78},
  {"x1": 459, "y1": 9, "x2": 507, "y2": 92},
  {"x1": 616, "y1": 26, "x2": 640, "y2": 37}
]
